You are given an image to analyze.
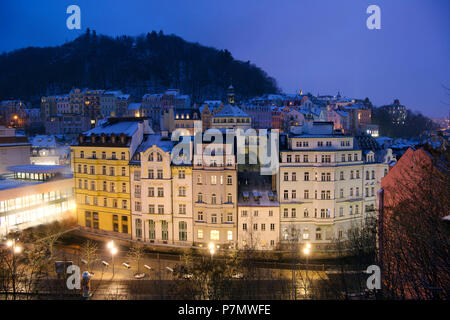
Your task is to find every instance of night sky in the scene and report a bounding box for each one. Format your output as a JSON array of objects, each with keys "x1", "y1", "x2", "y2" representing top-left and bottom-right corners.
[{"x1": 0, "y1": 0, "x2": 449, "y2": 118}]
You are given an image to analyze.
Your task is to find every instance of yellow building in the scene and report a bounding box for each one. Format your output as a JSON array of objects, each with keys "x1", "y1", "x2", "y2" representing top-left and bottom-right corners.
[{"x1": 71, "y1": 118, "x2": 153, "y2": 238}]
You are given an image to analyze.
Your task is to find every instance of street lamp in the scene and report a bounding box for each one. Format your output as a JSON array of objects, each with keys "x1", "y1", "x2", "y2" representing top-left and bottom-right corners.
[
  {"x1": 108, "y1": 241, "x2": 118, "y2": 277},
  {"x1": 208, "y1": 242, "x2": 215, "y2": 260},
  {"x1": 6, "y1": 239, "x2": 22, "y2": 300},
  {"x1": 303, "y1": 243, "x2": 311, "y2": 298}
]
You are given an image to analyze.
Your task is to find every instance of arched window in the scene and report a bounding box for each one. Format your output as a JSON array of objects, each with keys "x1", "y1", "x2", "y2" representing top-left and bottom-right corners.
[
  {"x1": 157, "y1": 153, "x2": 163, "y2": 162},
  {"x1": 148, "y1": 152, "x2": 154, "y2": 161}
]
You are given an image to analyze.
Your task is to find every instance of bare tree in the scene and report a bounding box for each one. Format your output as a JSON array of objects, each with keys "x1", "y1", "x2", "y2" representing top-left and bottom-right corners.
[{"x1": 81, "y1": 240, "x2": 99, "y2": 274}]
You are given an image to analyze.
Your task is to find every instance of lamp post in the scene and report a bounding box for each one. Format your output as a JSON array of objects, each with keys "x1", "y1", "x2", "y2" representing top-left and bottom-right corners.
[
  {"x1": 303, "y1": 243, "x2": 311, "y2": 298},
  {"x1": 107, "y1": 241, "x2": 117, "y2": 277},
  {"x1": 6, "y1": 239, "x2": 22, "y2": 300},
  {"x1": 208, "y1": 243, "x2": 215, "y2": 261}
]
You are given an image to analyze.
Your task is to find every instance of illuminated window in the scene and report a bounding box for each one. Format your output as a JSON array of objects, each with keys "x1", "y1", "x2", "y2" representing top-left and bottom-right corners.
[{"x1": 210, "y1": 230, "x2": 220, "y2": 241}]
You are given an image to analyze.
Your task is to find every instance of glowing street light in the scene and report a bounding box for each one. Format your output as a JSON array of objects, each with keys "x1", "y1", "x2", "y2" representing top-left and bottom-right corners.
[
  {"x1": 5, "y1": 239, "x2": 22, "y2": 300},
  {"x1": 303, "y1": 243, "x2": 311, "y2": 298},
  {"x1": 107, "y1": 241, "x2": 118, "y2": 277},
  {"x1": 208, "y1": 243, "x2": 215, "y2": 260}
]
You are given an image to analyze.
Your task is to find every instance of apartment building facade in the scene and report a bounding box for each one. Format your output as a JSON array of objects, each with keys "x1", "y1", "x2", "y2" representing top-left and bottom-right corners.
[{"x1": 278, "y1": 122, "x2": 389, "y2": 252}]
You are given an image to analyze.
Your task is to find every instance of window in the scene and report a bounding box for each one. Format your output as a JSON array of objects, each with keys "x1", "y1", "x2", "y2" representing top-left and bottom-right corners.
[
  {"x1": 178, "y1": 170, "x2": 185, "y2": 179},
  {"x1": 148, "y1": 187, "x2": 154, "y2": 197},
  {"x1": 270, "y1": 224, "x2": 275, "y2": 231},
  {"x1": 292, "y1": 172, "x2": 296, "y2": 181},
  {"x1": 210, "y1": 230, "x2": 220, "y2": 241},
  {"x1": 179, "y1": 187, "x2": 186, "y2": 197},
  {"x1": 122, "y1": 200, "x2": 127, "y2": 209},
  {"x1": 253, "y1": 224, "x2": 258, "y2": 231},
  {"x1": 149, "y1": 205, "x2": 155, "y2": 214},
  {"x1": 372, "y1": 170, "x2": 375, "y2": 180},
  {"x1": 227, "y1": 193, "x2": 232, "y2": 203},
  {"x1": 295, "y1": 155, "x2": 300, "y2": 162},
  {"x1": 134, "y1": 170, "x2": 140, "y2": 181},
  {"x1": 85, "y1": 211, "x2": 91, "y2": 228},
  {"x1": 179, "y1": 204, "x2": 186, "y2": 214},
  {"x1": 157, "y1": 170, "x2": 163, "y2": 179},
  {"x1": 304, "y1": 172, "x2": 309, "y2": 181},
  {"x1": 341, "y1": 154, "x2": 345, "y2": 162},
  {"x1": 148, "y1": 169, "x2": 154, "y2": 179},
  {"x1": 121, "y1": 216, "x2": 128, "y2": 234},
  {"x1": 211, "y1": 214, "x2": 217, "y2": 224},
  {"x1": 113, "y1": 199, "x2": 118, "y2": 208},
  {"x1": 102, "y1": 166, "x2": 107, "y2": 175},
  {"x1": 284, "y1": 190, "x2": 289, "y2": 200},
  {"x1": 135, "y1": 201, "x2": 141, "y2": 211},
  {"x1": 161, "y1": 221, "x2": 168, "y2": 240},
  {"x1": 348, "y1": 154, "x2": 352, "y2": 162},
  {"x1": 286, "y1": 154, "x2": 292, "y2": 163},
  {"x1": 122, "y1": 183, "x2": 126, "y2": 193},
  {"x1": 291, "y1": 208, "x2": 296, "y2": 218},
  {"x1": 304, "y1": 189, "x2": 309, "y2": 199},
  {"x1": 80, "y1": 151, "x2": 84, "y2": 159},
  {"x1": 303, "y1": 155, "x2": 308, "y2": 162},
  {"x1": 227, "y1": 231, "x2": 233, "y2": 241},
  {"x1": 121, "y1": 152, "x2": 125, "y2": 160},
  {"x1": 227, "y1": 175, "x2": 232, "y2": 185},
  {"x1": 110, "y1": 182, "x2": 115, "y2": 193},
  {"x1": 135, "y1": 219, "x2": 142, "y2": 238},
  {"x1": 292, "y1": 190, "x2": 296, "y2": 199},
  {"x1": 83, "y1": 165, "x2": 87, "y2": 174},
  {"x1": 269, "y1": 210, "x2": 273, "y2": 217},
  {"x1": 112, "y1": 215, "x2": 119, "y2": 232},
  {"x1": 110, "y1": 167, "x2": 115, "y2": 176},
  {"x1": 283, "y1": 208, "x2": 288, "y2": 218},
  {"x1": 122, "y1": 167, "x2": 126, "y2": 176},
  {"x1": 103, "y1": 198, "x2": 107, "y2": 207},
  {"x1": 241, "y1": 210, "x2": 248, "y2": 217},
  {"x1": 157, "y1": 187, "x2": 164, "y2": 197},
  {"x1": 339, "y1": 207, "x2": 344, "y2": 217},
  {"x1": 316, "y1": 228, "x2": 322, "y2": 240},
  {"x1": 243, "y1": 223, "x2": 247, "y2": 231},
  {"x1": 179, "y1": 221, "x2": 187, "y2": 241},
  {"x1": 90, "y1": 181, "x2": 95, "y2": 191},
  {"x1": 284, "y1": 172, "x2": 289, "y2": 181},
  {"x1": 90, "y1": 166, "x2": 95, "y2": 174},
  {"x1": 197, "y1": 229, "x2": 204, "y2": 239},
  {"x1": 102, "y1": 152, "x2": 106, "y2": 159},
  {"x1": 112, "y1": 152, "x2": 116, "y2": 160},
  {"x1": 211, "y1": 175, "x2": 217, "y2": 185},
  {"x1": 356, "y1": 170, "x2": 360, "y2": 179},
  {"x1": 350, "y1": 171, "x2": 354, "y2": 179},
  {"x1": 211, "y1": 194, "x2": 217, "y2": 204},
  {"x1": 227, "y1": 212, "x2": 233, "y2": 222},
  {"x1": 158, "y1": 205, "x2": 164, "y2": 214},
  {"x1": 157, "y1": 153, "x2": 163, "y2": 162},
  {"x1": 149, "y1": 220, "x2": 155, "y2": 239},
  {"x1": 317, "y1": 141, "x2": 323, "y2": 147},
  {"x1": 198, "y1": 212, "x2": 204, "y2": 221}
]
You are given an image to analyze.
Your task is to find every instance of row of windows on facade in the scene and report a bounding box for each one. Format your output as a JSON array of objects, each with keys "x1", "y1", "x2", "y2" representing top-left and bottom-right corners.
[
  {"x1": 282, "y1": 186, "x2": 376, "y2": 200},
  {"x1": 78, "y1": 164, "x2": 127, "y2": 176},
  {"x1": 281, "y1": 228, "x2": 335, "y2": 241},
  {"x1": 294, "y1": 140, "x2": 351, "y2": 148},
  {"x1": 284, "y1": 153, "x2": 360, "y2": 163},
  {"x1": 85, "y1": 211, "x2": 128, "y2": 233},
  {"x1": 79, "y1": 151, "x2": 126, "y2": 160},
  {"x1": 283, "y1": 170, "x2": 377, "y2": 182},
  {"x1": 196, "y1": 211, "x2": 234, "y2": 223},
  {"x1": 135, "y1": 219, "x2": 233, "y2": 242},
  {"x1": 279, "y1": 205, "x2": 363, "y2": 219},
  {"x1": 134, "y1": 170, "x2": 234, "y2": 185},
  {"x1": 242, "y1": 223, "x2": 276, "y2": 231},
  {"x1": 78, "y1": 179, "x2": 128, "y2": 193},
  {"x1": 0, "y1": 189, "x2": 72, "y2": 213}
]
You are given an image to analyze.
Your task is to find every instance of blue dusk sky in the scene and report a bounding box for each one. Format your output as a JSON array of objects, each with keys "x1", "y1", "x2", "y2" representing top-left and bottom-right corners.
[{"x1": 0, "y1": 0, "x2": 449, "y2": 118}]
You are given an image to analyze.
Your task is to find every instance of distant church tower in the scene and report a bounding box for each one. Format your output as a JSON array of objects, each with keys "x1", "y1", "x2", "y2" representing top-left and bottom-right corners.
[{"x1": 227, "y1": 84, "x2": 235, "y2": 105}]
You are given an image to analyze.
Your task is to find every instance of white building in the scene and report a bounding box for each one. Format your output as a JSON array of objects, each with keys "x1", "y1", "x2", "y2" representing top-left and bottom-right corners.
[
  {"x1": 238, "y1": 173, "x2": 280, "y2": 250},
  {"x1": 278, "y1": 122, "x2": 389, "y2": 253}
]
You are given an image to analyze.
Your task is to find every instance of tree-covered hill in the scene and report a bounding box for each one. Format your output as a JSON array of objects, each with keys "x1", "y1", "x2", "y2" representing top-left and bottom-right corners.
[{"x1": 0, "y1": 29, "x2": 279, "y2": 105}]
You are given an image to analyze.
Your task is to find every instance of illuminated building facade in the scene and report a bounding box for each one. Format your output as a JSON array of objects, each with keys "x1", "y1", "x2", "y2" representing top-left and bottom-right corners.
[{"x1": 0, "y1": 165, "x2": 75, "y2": 237}]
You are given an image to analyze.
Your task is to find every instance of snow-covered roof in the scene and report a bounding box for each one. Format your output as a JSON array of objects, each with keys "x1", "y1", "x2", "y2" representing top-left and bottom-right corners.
[
  {"x1": 213, "y1": 104, "x2": 250, "y2": 118},
  {"x1": 85, "y1": 121, "x2": 140, "y2": 137},
  {"x1": 31, "y1": 135, "x2": 57, "y2": 148}
]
